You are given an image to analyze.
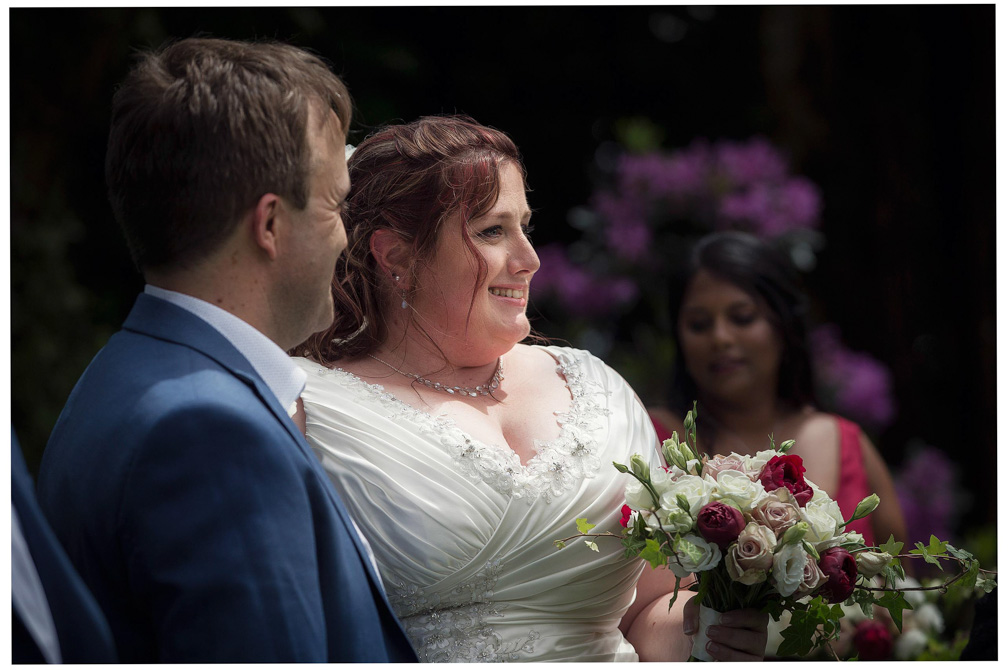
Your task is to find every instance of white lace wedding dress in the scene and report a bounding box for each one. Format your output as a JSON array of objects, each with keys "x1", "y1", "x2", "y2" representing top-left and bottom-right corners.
[{"x1": 293, "y1": 346, "x2": 659, "y2": 662}]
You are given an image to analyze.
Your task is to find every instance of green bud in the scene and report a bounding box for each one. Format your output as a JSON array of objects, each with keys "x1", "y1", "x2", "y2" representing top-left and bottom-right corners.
[
  {"x1": 779, "y1": 439, "x2": 796, "y2": 453},
  {"x1": 630, "y1": 454, "x2": 651, "y2": 481},
  {"x1": 613, "y1": 461, "x2": 630, "y2": 474},
  {"x1": 677, "y1": 440, "x2": 696, "y2": 464},
  {"x1": 661, "y1": 439, "x2": 679, "y2": 468},
  {"x1": 676, "y1": 494, "x2": 691, "y2": 514},
  {"x1": 779, "y1": 521, "x2": 809, "y2": 546},
  {"x1": 849, "y1": 494, "x2": 880, "y2": 522}
]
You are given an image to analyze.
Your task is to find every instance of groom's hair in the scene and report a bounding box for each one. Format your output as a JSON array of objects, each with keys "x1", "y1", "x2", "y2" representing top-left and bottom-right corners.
[{"x1": 105, "y1": 37, "x2": 352, "y2": 273}]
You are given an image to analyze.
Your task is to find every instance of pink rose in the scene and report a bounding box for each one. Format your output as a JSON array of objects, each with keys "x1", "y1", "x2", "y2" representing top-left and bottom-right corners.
[
  {"x1": 853, "y1": 620, "x2": 893, "y2": 660},
  {"x1": 619, "y1": 504, "x2": 633, "y2": 528},
  {"x1": 696, "y1": 501, "x2": 745, "y2": 550},
  {"x1": 818, "y1": 546, "x2": 858, "y2": 603},
  {"x1": 758, "y1": 454, "x2": 813, "y2": 507},
  {"x1": 751, "y1": 487, "x2": 801, "y2": 537},
  {"x1": 701, "y1": 454, "x2": 749, "y2": 479}
]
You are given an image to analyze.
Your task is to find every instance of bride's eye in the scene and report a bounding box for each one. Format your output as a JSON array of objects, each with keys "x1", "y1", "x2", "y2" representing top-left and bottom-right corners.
[
  {"x1": 475, "y1": 225, "x2": 504, "y2": 240},
  {"x1": 522, "y1": 223, "x2": 535, "y2": 241}
]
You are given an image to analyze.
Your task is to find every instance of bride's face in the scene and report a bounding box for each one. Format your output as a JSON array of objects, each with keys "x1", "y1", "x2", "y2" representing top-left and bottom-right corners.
[{"x1": 409, "y1": 162, "x2": 539, "y2": 364}]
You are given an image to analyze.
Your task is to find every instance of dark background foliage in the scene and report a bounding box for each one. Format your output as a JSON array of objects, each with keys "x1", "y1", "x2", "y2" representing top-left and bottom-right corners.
[{"x1": 10, "y1": 6, "x2": 995, "y2": 535}]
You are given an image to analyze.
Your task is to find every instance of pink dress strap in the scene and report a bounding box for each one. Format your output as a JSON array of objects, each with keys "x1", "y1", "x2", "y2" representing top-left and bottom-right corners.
[{"x1": 834, "y1": 416, "x2": 876, "y2": 547}]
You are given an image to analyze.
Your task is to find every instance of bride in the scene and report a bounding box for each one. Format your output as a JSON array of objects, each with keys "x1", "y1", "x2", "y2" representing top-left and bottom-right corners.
[{"x1": 292, "y1": 115, "x2": 768, "y2": 661}]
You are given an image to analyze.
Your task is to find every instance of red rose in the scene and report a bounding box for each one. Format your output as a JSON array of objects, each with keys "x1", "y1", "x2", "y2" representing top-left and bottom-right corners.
[
  {"x1": 853, "y1": 620, "x2": 893, "y2": 660},
  {"x1": 696, "y1": 501, "x2": 745, "y2": 550},
  {"x1": 817, "y1": 546, "x2": 858, "y2": 603},
  {"x1": 758, "y1": 454, "x2": 813, "y2": 507},
  {"x1": 619, "y1": 504, "x2": 633, "y2": 528}
]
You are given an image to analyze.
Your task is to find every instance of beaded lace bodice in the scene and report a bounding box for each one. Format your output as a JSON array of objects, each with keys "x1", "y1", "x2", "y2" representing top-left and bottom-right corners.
[{"x1": 295, "y1": 345, "x2": 659, "y2": 662}]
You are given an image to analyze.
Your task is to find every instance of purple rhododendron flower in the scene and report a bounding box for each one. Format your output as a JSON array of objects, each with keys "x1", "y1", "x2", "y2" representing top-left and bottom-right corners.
[
  {"x1": 714, "y1": 137, "x2": 789, "y2": 186},
  {"x1": 895, "y1": 445, "x2": 961, "y2": 546},
  {"x1": 811, "y1": 325, "x2": 896, "y2": 430},
  {"x1": 591, "y1": 192, "x2": 653, "y2": 262},
  {"x1": 532, "y1": 243, "x2": 638, "y2": 318}
]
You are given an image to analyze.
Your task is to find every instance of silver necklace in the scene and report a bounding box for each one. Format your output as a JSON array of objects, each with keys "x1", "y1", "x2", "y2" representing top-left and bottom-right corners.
[{"x1": 366, "y1": 353, "x2": 504, "y2": 398}]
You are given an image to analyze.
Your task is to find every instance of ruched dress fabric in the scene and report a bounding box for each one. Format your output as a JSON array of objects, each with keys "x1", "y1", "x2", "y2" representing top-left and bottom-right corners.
[{"x1": 294, "y1": 346, "x2": 658, "y2": 662}]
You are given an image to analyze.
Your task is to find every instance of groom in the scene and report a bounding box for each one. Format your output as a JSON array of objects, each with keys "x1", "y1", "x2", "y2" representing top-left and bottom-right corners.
[{"x1": 37, "y1": 37, "x2": 416, "y2": 663}]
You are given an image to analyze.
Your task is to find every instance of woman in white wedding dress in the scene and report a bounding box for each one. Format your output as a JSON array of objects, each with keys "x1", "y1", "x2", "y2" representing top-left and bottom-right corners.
[{"x1": 292, "y1": 116, "x2": 768, "y2": 662}]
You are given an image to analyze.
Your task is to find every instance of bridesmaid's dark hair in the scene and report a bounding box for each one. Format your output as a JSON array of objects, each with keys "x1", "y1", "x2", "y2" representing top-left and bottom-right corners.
[{"x1": 670, "y1": 231, "x2": 817, "y2": 412}]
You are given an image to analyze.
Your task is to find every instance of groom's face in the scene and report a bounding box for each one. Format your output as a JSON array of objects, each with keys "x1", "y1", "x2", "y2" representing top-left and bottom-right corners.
[{"x1": 280, "y1": 106, "x2": 350, "y2": 344}]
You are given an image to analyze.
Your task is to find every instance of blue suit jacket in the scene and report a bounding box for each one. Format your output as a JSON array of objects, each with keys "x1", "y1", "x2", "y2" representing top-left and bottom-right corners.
[
  {"x1": 12, "y1": 430, "x2": 118, "y2": 663},
  {"x1": 37, "y1": 294, "x2": 417, "y2": 662}
]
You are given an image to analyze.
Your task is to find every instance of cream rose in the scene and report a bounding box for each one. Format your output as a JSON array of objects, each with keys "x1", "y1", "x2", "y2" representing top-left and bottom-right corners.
[
  {"x1": 624, "y1": 478, "x2": 655, "y2": 510},
  {"x1": 701, "y1": 453, "x2": 748, "y2": 479},
  {"x1": 725, "y1": 521, "x2": 776, "y2": 584},
  {"x1": 751, "y1": 487, "x2": 802, "y2": 537},
  {"x1": 800, "y1": 497, "x2": 845, "y2": 544},
  {"x1": 662, "y1": 475, "x2": 716, "y2": 517}
]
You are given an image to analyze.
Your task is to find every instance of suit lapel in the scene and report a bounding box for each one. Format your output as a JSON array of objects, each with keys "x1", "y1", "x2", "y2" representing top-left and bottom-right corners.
[{"x1": 121, "y1": 293, "x2": 392, "y2": 599}]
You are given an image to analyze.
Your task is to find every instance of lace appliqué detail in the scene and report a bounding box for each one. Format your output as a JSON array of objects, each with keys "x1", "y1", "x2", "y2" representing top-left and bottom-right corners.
[
  {"x1": 389, "y1": 560, "x2": 540, "y2": 662},
  {"x1": 314, "y1": 351, "x2": 610, "y2": 502}
]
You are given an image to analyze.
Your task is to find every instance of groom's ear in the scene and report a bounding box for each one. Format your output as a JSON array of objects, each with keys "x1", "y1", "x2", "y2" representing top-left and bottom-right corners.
[
  {"x1": 249, "y1": 193, "x2": 283, "y2": 260},
  {"x1": 370, "y1": 228, "x2": 411, "y2": 285}
]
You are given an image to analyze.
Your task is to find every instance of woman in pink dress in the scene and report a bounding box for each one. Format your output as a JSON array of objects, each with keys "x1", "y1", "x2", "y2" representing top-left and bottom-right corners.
[{"x1": 649, "y1": 232, "x2": 907, "y2": 548}]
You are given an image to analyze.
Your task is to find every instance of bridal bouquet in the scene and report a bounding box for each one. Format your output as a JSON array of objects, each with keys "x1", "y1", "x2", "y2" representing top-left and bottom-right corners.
[{"x1": 560, "y1": 406, "x2": 995, "y2": 660}]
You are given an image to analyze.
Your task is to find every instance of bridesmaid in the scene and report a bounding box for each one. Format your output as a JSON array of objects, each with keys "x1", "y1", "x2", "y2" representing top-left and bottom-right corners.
[{"x1": 649, "y1": 231, "x2": 908, "y2": 548}]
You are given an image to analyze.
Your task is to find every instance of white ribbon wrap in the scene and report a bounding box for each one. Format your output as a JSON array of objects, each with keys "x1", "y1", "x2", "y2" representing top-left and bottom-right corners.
[{"x1": 690, "y1": 604, "x2": 722, "y2": 661}]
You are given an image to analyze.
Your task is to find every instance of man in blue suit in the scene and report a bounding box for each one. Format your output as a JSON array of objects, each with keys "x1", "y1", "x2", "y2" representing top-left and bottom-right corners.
[
  {"x1": 12, "y1": 430, "x2": 117, "y2": 663},
  {"x1": 36, "y1": 37, "x2": 416, "y2": 663}
]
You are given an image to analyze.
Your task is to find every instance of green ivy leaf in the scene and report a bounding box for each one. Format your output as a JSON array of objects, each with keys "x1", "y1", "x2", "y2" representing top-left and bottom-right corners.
[
  {"x1": 576, "y1": 518, "x2": 596, "y2": 535},
  {"x1": 554, "y1": 540, "x2": 566, "y2": 550},
  {"x1": 877, "y1": 590, "x2": 911, "y2": 633},
  {"x1": 879, "y1": 534, "x2": 904, "y2": 558},
  {"x1": 585, "y1": 540, "x2": 599, "y2": 552},
  {"x1": 979, "y1": 576, "x2": 998, "y2": 594},
  {"x1": 851, "y1": 587, "x2": 876, "y2": 618},
  {"x1": 640, "y1": 538, "x2": 666, "y2": 569}
]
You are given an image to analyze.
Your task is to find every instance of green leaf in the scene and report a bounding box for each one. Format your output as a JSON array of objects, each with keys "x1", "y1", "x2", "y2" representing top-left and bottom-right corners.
[
  {"x1": 554, "y1": 540, "x2": 566, "y2": 550},
  {"x1": 776, "y1": 602, "x2": 828, "y2": 657},
  {"x1": 851, "y1": 587, "x2": 876, "y2": 618},
  {"x1": 640, "y1": 538, "x2": 665, "y2": 569},
  {"x1": 979, "y1": 576, "x2": 998, "y2": 593},
  {"x1": 879, "y1": 534, "x2": 904, "y2": 558},
  {"x1": 877, "y1": 590, "x2": 910, "y2": 633},
  {"x1": 585, "y1": 540, "x2": 599, "y2": 552},
  {"x1": 576, "y1": 518, "x2": 596, "y2": 534}
]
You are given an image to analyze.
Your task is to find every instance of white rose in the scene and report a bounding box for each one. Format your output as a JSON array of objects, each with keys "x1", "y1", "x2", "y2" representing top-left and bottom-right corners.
[
  {"x1": 746, "y1": 449, "x2": 777, "y2": 474},
  {"x1": 816, "y1": 530, "x2": 864, "y2": 552},
  {"x1": 649, "y1": 465, "x2": 676, "y2": 497},
  {"x1": 772, "y1": 543, "x2": 809, "y2": 597},
  {"x1": 668, "y1": 533, "x2": 721, "y2": 578},
  {"x1": 663, "y1": 475, "x2": 716, "y2": 517},
  {"x1": 893, "y1": 628, "x2": 929, "y2": 660},
  {"x1": 624, "y1": 478, "x2": 656, "y2": 511},
  {"x1": 800, "y1": 499, "x2": 845, "y2": 544},
  {"x1": 710, "y1": 470, "x2": 769, "y2": 511}
]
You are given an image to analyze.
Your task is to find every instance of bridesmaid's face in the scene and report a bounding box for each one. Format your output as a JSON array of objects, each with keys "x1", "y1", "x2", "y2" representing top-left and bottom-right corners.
[
  {"x1": 410, "y1": 162, "x2": 539, "y2": 362},
  {"x1": 677, "y1": 269, "x2": 784, "y2": 405}
]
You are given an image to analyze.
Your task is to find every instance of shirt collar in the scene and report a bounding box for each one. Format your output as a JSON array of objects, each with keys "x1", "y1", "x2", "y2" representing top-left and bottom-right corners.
[{"x1": 144, "y1": 285, "x2": 306, "y2": 417}]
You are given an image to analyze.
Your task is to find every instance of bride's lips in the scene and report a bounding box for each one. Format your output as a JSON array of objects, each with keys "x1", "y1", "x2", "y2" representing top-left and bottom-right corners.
[{"x1": 488, "y1": 285, "x2": 528, "y2": 305}]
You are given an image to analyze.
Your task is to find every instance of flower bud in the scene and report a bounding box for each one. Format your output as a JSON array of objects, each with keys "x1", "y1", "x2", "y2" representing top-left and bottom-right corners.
[
  {"x1": 630, "y1": 454, "x2": 651, "y2": 481},
  {"x1": 855, "y1": 550, "x2": 892, "y2": 578},
  {"x1": 848, "y1": 494, "x2": 881, "y2": 523},
  {"x1": 818, "y1": 546, "x2": 858, "y2": 603},
  {"x1": 778, "y1": 521, "x2": 809, "y2": 547}
]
